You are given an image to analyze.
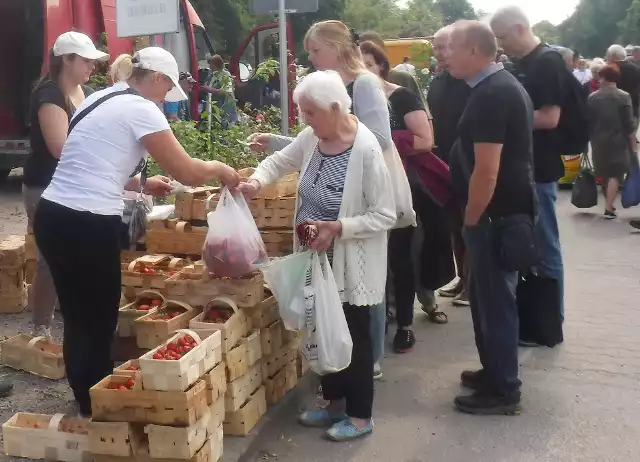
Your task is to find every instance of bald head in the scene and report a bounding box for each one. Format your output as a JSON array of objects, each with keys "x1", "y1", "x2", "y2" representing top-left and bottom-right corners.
[
  {"x1": 489, "y1": 5, "x2": 538, "y2": 58},
  {"x1": 432, "y1": 25, "x2": 454, "y2": 67},
  {"x1": 490, "y1": 5, "x2": 530, "y2": 30},
  {"x1": 452, "y1": 20, "x2": 498, "y2": 60},
  {"x1": 447, "y1": 20, "x2": 499, "y2": 80}
]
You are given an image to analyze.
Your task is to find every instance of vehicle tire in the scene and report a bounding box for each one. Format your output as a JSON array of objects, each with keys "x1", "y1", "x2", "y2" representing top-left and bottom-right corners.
[{"x1": 0, "y1": 169, "x2": 11, "y2": 183}]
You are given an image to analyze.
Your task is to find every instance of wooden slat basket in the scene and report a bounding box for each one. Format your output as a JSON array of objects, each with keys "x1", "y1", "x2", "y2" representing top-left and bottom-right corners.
[
  {"x1": 189, "y1": 297, "x2": 250, "y2": 352},
  {"x1": 134, "y1": 300, "x2": 200, "y2": 349},
  {"x1": 238, "y1": 168, "x2": 299, "y2": 199},
  {"x1": 118, "y1": 290, "x2": 165, "y2": 338},
  {"x1": 0, "y1": 334, "x2": 65, "y2": 379},
  {"x1": 121, "y1": 255, "x2": 187, "y2": 300}
]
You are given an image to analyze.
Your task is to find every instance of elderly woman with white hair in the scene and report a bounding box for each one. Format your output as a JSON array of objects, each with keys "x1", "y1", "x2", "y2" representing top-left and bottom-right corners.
[{"x1": 238, "y1": 70, "x2": 396, "y2": 441}]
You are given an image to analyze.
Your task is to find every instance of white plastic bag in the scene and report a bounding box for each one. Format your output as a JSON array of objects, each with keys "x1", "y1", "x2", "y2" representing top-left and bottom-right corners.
[
  {"x1": 202, "y1": 188, "x2": 268, "y2": 277},
  {"x1": 302, "y1": 252, "x2": 353, "y2": 375},
  {"x1": 262, "y1": 250, "x2": 313, "y2": 331}
]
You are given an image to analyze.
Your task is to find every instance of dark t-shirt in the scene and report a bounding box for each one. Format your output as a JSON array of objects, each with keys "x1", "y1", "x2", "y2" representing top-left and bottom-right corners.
[
  {"x1": 427, "y1": 70, "x2": 471, "y2": 162},
  {"x1": 389, "y1": 87, "x2": 425, "y2": 130},
  {"x1": 514, "y1": 44, "x2": 566, "y2": 183},
  {"x1": 450, "y1": 69, "x2": 535, "y2": 218},
  {"x1": 24, "y1": 81, "x2": 94, "y2": 187},
  {"x1": 617, "y1": 60, "x2": 640, "y2": 118}
]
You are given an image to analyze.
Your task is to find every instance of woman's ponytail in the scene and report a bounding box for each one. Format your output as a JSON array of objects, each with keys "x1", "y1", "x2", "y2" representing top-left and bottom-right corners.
[{"x1": 110, "y1": 54, "x2": 134, "y2": 82}]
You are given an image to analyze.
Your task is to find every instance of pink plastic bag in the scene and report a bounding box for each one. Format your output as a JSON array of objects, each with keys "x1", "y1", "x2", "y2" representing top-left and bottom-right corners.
[{"x1": 202, "y1": 188, "x2": 268, "y2": 277}]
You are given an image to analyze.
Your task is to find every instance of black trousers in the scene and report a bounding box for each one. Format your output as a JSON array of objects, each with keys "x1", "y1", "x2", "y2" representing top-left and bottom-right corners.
[
  {"x1": 321, "y1": 303, "x2": 373, "y2": 419},
  {"x1": 34, "y1": 199, "x2": 122, "y2": 415}
]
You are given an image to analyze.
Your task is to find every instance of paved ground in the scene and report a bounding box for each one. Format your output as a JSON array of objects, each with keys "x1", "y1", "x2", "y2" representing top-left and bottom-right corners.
[{"x1": 2, "y1": 172, "x2": 640, "y2": 461}]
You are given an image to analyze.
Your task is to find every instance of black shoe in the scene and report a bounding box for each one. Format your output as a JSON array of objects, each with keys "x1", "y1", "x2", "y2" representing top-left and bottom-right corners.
[
  {"x1": 454, "y1": 389, "x2": 521, "y2": 415},
  {"x1": 630, "y1": 220, "x2": 640, "y2": 230},
  {"x1": 0, "y1": 381, "x2": 13, "y2": 398},
  {"x1": 604, "y1": 210, "x2": 617, "y2": 220},
  {"x1": 518, "y1": 339, "x2": 542, "y2": 348},
  {"x1": 460, "y1": 369, "x2": 487, "y2": 390},
  {"x1": 393, "y1": 328, "x2": 416, "y2": 353}
]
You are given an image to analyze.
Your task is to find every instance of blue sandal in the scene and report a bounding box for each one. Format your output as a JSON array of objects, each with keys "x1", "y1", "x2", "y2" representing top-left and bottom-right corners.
[
  {"x1": 326, "y1": 418, "x2": 374, "y2": 441},
  {"x1": 299, "y1": 408, "x2": 347, "y2": 428}
]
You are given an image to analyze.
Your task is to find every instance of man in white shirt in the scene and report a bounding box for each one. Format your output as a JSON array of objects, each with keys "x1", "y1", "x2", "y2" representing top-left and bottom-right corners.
[
  {"x1": 393, "y1": 57, "x2": 416, "y2": 76},
  {"x1": 573, "y1": 59, "x2": 592, "y2": 85}
]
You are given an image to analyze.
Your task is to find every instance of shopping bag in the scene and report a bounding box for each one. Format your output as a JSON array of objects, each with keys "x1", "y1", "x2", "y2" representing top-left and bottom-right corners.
[
  {"x1": 302, "y1": 252, "x2": 353, "y2": 375},
  {"x1": 571, "y1": 154, "x2": 598, "y2": 209},
  {"x1": 128, "y1": 194, "x2": 151, "y2": 245},
  {"x1": 262, "y1": 250, "x2": 313, "y2": 331},
  {"x1": 203, "y1": 188, "x2": 268, "y2": 277},
  {"x1": 622, "y1": 162, "x2": 640, "y2": 209}
]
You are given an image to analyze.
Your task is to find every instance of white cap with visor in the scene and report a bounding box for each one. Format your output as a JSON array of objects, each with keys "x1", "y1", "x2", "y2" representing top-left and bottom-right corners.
[
  {"x1": 53, "y1": 32, "x2": 110, "y2": 61},
  {"x1": 133, "y1": 47, "x2": 189, "y2": 102}
]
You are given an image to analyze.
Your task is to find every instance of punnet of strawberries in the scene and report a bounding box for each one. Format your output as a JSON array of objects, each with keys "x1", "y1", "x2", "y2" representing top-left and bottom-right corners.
[
  {"x1": 137, "y1": 265, "x2": 177, "y2": 277},
  {"x1": 152, "y1": 334, "x2": 197, "y2": 360},
  {"x1": 107, "y1": 377, "x2": 136, "y2": 390},
  {"x1": 132, "y1": 297, "x2": 162, "y2": 311},
  {"x1": 125, "y1": 364, "x2": 140, "y2": 371},
  {"x1": 203, "y1": 302, "x2": 234, "y2": 323},
  {"x1": 151, "y1": 307, "x2": 186, "y2": 321},
  {"x1": 202, "y1": 234, "x2": 268, "y2": 278}
]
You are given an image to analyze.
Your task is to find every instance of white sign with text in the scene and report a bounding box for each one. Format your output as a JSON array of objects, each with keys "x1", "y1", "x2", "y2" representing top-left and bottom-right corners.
[{"x1": 116, "y1": 0, "x2": 180, "y2": 38}]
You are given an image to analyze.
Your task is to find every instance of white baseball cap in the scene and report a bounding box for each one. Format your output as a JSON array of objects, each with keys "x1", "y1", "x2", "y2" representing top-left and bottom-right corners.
[
  {"x1": 53, "y1": 32, "x2": 109, "y2": 61},
  {"x1": 133, "y1": 47, "x2": 189, "y2": 102}
]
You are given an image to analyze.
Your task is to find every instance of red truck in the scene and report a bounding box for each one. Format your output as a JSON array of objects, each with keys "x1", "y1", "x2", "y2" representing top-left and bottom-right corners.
[{"x1": 0, "y1": 0, "x2": 294, "y2": 181}]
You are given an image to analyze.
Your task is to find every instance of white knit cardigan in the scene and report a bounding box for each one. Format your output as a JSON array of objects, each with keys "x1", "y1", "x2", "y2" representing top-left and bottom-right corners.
[{"x1": 250, "y1": 122, "x2": 397, "y2": 307}]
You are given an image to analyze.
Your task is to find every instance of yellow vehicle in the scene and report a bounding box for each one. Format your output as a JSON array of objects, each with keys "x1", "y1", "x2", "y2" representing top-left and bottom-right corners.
[
  {"x1": 559, "y1": 154, "x2": 582, "y2": 186},
  {"x1": 383, "y1": 38, "x2": 432, "y2": 67}
]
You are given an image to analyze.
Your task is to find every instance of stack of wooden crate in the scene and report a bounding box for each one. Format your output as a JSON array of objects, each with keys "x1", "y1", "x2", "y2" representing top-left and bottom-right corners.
[
  {"x1": 88, "y1": 329, "x2": 226, "y2": 462},
  {"x1": 0, "y1": 235, "x2": 27, "y2": 313}
]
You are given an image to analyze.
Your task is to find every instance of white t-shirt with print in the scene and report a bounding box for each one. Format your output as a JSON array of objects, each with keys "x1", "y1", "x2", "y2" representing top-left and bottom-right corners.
[{"x1": 42, "y1": 82, "x2": 170, "y2": 216}]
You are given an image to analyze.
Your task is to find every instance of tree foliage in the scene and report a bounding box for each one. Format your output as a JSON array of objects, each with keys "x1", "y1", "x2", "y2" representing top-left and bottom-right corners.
[
  {"x1": 532, "y1": 20, "x2": 560, "y2": 45},
  {"x1": 436, "y1": 0, "x2": 477, "y2": 25}
]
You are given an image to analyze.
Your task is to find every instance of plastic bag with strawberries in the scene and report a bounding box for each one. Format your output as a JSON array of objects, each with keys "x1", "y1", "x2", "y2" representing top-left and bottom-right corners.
[{"x1": 202, "y1": 188, "x2": 269, "y2": 277}]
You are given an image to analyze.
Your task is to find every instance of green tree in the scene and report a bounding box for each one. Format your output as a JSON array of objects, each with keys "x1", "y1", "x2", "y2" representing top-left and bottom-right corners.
[
  {"x1": 436, "y1": 0, "x2": 477, "y2": 25},
  {"x1": 619, "y1": 0, "x2": 640, "y2": 45},
  {"x1": 400, "y1": 0, "x2": 443, "y2": 38},
  {"x1": 291, "y1": 0, "x2": 346, "y2": 60},
  {"x1": 532, "y1": 20, "x2": 561, "y2": 45},
  {"x1": 343, "y1": 0, "x2": 403, "y2": 38},
  {"x1": 190, "y1": 0, "x2": 256, "y2": 56}
]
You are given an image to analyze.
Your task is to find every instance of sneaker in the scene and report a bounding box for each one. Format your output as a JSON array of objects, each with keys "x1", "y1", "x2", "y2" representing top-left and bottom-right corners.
[
  {"x1": 604, "y1": 210, "x2": 617, "y2": 220},
  {"x1": 0, "y1": 381, "x2": 13, "y2": 398},
  {"x1": 454, "y1": 389, "x2": 521, "y2": 415},
  {"x1": 630, "y1": 219, "x2": 640, "y2": 230},
  {"x1": 326, "y1": 418, "x2": 373, "y2": 442},
  {"x1": 518, "y1": 339, "x2": 541, "y2": 348},
  {"x1": 460, "y1": 369, "x2": 487, "y2": 390},
  {"x1": 299, "y1": 408, "x2": 347, "y2": 428},
  {"x1": 373, "y1": 363, "x2": 383, "y2": 380},
  {"x1": 438, "y1": 281, "x2": 463, "y2": 298},
  {"x1": 452, "y1": 292, "x2": 470, "y2": 307},
  {"x1": 32, "y1": 325, "x2": 52, "y2": 341},
  {"x1": 393, "y1": 328, "x2": 416, "y2": 354}
]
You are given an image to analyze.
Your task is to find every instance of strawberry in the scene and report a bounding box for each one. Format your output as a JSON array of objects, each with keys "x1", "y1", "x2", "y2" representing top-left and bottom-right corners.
[
  {"x1": 138, "y1": 304, "x2": 150, "y2": 311},
  {"x1": 151, "y1": 299, "x2": 162, "y2": 307},
  {"x1": 118, "y1": 385, "x2": 127, "y2": 390},
  {"x1": 126, "y1": 378, "x2": 135, "y2": 389},
  {"x1": 153, "y1": 353, "x2": 163, "y2": 359}
]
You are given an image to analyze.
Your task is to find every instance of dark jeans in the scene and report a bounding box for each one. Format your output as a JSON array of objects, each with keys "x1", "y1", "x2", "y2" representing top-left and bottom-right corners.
[
  {"x1": 463, "y1": 221, "x2": 521, "y2": 394},
  {"x1": 34, "y1": 199, "x2": 122, "y2": 415},
  {"x1": 321, "y1": 303, "x2": 373, "y2": 419}
]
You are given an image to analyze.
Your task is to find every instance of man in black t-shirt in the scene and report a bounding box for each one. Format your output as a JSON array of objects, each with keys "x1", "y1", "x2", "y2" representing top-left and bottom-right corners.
[
  {"x1": 606, "y1": 44, "x2": 640, "y2": 124},
  {"x1": 448, "y1": 20, "x2": 534, "y2": 415},
  {"x1": 491, "y1": 6, "x2": 566, "y2": 331}
]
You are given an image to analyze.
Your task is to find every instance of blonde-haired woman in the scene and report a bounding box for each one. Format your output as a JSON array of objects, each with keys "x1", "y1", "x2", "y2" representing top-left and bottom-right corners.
[
  {"x1": 240, "y1": 70, "x2": 396, "y2": 441},
  {"x1": 248, "y1": 19, "x2": 415, "y2": 380},
  {"x1": 34, "y1": 47, "x2": 239, "y2": 416},
  {"x1": 24, "y1": 31, "x2": 108, "y2": 339}
]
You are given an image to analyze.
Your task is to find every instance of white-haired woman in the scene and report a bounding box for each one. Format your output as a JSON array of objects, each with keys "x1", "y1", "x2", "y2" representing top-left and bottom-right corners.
[
  {"x1": 239, "y1": 70, "x2": 396, "y2": 441},
  {"x1": 34, "y1": 47, "x2": 239, "y2": 416},
  {"x1": 585, "y1": 58, "x2": 606, "y2": 95},
  {"x1": 248, "y1": 19, "x2": 415, "y2": 381}
]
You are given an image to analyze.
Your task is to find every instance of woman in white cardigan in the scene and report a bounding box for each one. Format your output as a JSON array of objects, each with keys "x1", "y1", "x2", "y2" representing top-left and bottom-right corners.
[{"x1": 239, "y1": 71, "x2": 396, "y2": 441}]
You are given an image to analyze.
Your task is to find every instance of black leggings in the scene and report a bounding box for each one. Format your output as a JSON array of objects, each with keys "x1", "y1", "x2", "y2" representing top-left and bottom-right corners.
[
  {"x1": 34, "y1": 199, "x2": 122, "y2": 415},
  {"x1": 321, "y1": 303, "x2": 373, "y2": 419}
]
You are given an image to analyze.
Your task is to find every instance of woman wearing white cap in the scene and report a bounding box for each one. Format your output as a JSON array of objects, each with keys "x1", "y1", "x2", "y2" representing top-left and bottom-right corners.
[
  {"x1": 24, "y1": 31, "x2": 109, "y2": 340},
  {"x1": 33, "y1": 46, "x2": 240, "y2": 416}
]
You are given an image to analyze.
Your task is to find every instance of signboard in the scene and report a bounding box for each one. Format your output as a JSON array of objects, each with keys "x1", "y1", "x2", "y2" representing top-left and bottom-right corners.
[
  {"x1": 249, "y1": 0, "x2": 319, "y2": 15},
  {"x1": 116, "y1": 0, "x2": 180, "y2": 38}
]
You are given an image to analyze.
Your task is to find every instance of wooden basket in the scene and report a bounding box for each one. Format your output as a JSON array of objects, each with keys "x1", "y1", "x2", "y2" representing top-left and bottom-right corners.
[
  {"x1": 113, "y1": 359, "x2": 141, "y2": 380},
  {"x1": 2, "y1": 413, "x2": 89, "y2": 462},
  {"x1": 90, "y1": 377, "x2": 208, "y2": 426},
  {"x1": 0, "y1": 235, "x2": 25, "y2": 269},
  {"x1": 118, "y1": 290, "x2": 165, "y2": 338},
  {"x1": 0, "y1": 334, "x2": 65, "y2": 379},
  {"x1": 175, "y1": 186, "x2": 219, "y2": 221},
  {"x1": 0, "y1": 265, "x2": 26, "y2": 296},
  {"x1": 224, "y1": 342, "x2": 249, "y2": 383},
  {"x1": 238, "y1": 168, "x2": 299, "y2": 199},
  {"x1": 134, "y1": 300, "x2": 200, "y2": 349},
  {"x1": 145, "y1": 220, "x2": 207, "y2": 256},
  {"x1": 225, "y1": 363, "x2": 263, "y2": 413},
  {"x1": 202, "y1": 362, "x2": 227, "y2": 406},
  {"x1": 264, "y1": 359, "x2": 298, "y2": 405},
  {"x1": 260, "y1": 229, "x2": 294, "y2": 257},
  {"x1": 88, "y1": 421, "x2": 141, "y2": 457},
  {"x1": 166, "y1": 265, "x2": 265, "y2": 309},
  {"x1": 205, "y1": 194, "x2": 296, "y2": 229},
  {"x1": 24, "y1": 233, "x2": 37, "y2": 260},
  {"x1": 223, "y1": 386, "x2": 267, "y2": 436},
  {"x1": 262, "y1": 342, "x2": 297, "y2": 381},
  {"x1": 260, "y1": 319, "x2": 284, "y2": 357},
  {"x1": 0, "y1": 282, "x2": 28, "y2": 314},
  {"x1": 139, "y1": 329, "x2": 222, "y2": 392},
  {"x1": 244, "y1": 288, "x2": 279, "y2": 330},
  {"x1": 189, "y1": 297, "x2": 250, "y2": 352},
  {"x1": 122, "y1": 255, "x2": 187, "y2": 292}
]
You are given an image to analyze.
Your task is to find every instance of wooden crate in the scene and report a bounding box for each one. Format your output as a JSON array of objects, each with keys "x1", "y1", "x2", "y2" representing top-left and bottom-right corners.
[
  {"x1": 262, "y1": 343, "x2": 297, "y2": 381},
  {"x1": 167, "y1": 264, "x2": 265, "y2": 309},
  {"x1": 145, "y1": 220, "x2": 207, "y2": 256},
  {"x1": 260, "y1": 229, "x2": 294, "y2": 257},
  {"x1": 88, "y1": 421, "x2": 142, "y2": 457},
  {"x1": 241, "y1": 329, "x2": 262, "y2": 367},
  {"x1": 244, "y1": 288, "x2": 279, "y2": 330},
  {"x1": 113, "y1": 359, "x2": 141, "y2": 380},
  {"x1": 174, "y1": 186, "x2": 219, "y2": 222},
  {"x1": 225, "y1": 362, "x2": 263, "y2": 412},
  {"x1": 2, "y1": 413, "x2": 89, "y2": 462},
  {"x1": 134, "y1": 301, "x2": 200, "y2": 349},
  {"x1": 189, "y1": 297, "x2": 250, "y2": 353},
  {"x1": 206, "y1": 195, "x2": 296, "y2": 229},
  {"x1": 0, "y1": 283, "x2": 28, "y2": 314},
  {"x1": 24, "y1": 259, "x2": 36, "y2": 285},
  {"x1": 24, "y1": 233, "x2": 37, "y2": 260},
  {"x1": 238, "y1": 168, "x2": 299, "y2": 199},
  {"x1": 118, "y1": 290, "x2": 164, "y2": 338},
  {"x1": 0, "y1": 266, "x2": 25, "y2": 297},
  {"x1": 0, "y1": 235, "x2": 25, "y2": 269},
  {"x1": 122, "y1": 255, "x2": 187, "y2": 294},
  {"x1": 202, "y1": 362, "x2": 227, "y2": 406},
  {"x1": 296, "y1": 349, "x2": 309, "y2": 378},
  {"x1": 260, "y1": 320, "x2": 284, "y2": 357},
  {"x1": 223, "y1": 386, "x2": 267, "y2": 436},
  {"x1": 90, "y1": 377, "x2": 208, "y2": 426},
  {"x1": 224, "y1": 342, "x2": 249, "y2": 382},
  {"x1": 139, "y1": 329, "x2": 222, "y2": 392},
  {"x1": 0, "y1": 334, "x2": 64, "y2": 379},
  {"x1": 264, "y1": 359, "x2": 298, "y2": 405},
  {"x1": 281, "y1": 327, "x2": 302, "y2": 345}
]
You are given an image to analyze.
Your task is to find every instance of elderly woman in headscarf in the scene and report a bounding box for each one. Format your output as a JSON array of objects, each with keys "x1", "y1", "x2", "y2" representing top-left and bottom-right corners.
[{"x1": 238, "y1": 70, "x2": 396, "y2": 441}]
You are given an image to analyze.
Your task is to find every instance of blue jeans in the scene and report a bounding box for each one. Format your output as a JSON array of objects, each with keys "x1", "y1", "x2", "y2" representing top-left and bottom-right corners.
[
  {"x1": 370, "y1": 302, "x2": 386, "y2": 364},
  {"x1": 534, "y1": 182, "x2": 565, "y2": 316},
  {"x1": 463, "y1": 221, "x2": 521, "y2": 394}
]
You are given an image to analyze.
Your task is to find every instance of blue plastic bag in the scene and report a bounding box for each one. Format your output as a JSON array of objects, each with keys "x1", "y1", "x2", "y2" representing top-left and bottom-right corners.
[{"x1": 622, "y1": 162, "x2": 640, "y2": 209}]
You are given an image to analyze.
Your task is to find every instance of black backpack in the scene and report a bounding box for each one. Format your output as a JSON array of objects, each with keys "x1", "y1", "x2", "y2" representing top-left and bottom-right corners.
[{"x1": 537, "y1": 48, "x2": 590, "y2": 155}]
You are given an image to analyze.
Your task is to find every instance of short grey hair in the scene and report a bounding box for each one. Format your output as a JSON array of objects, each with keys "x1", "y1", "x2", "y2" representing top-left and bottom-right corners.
[
  {"x1": 606, "y1": 44, "x2": 627, "y2": 62},
  {"x1": 556, "y1": 47, "x2": 574, "y2": 62},
  {"x1": 433, "y1": 24, "x2": 454, "y2": 41},
  {"x1": 590, "y1": 57, "x2": 605, "y2": 74},
  {"x1": 453, "y1": 20, "x2": 498, "y2": 59},
  {"x1": 293, "y1": 70, "x2": 352, "y2": 118},
  {"x1": 490, "y1": 5, "x2": 531, "y2": 30}
]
